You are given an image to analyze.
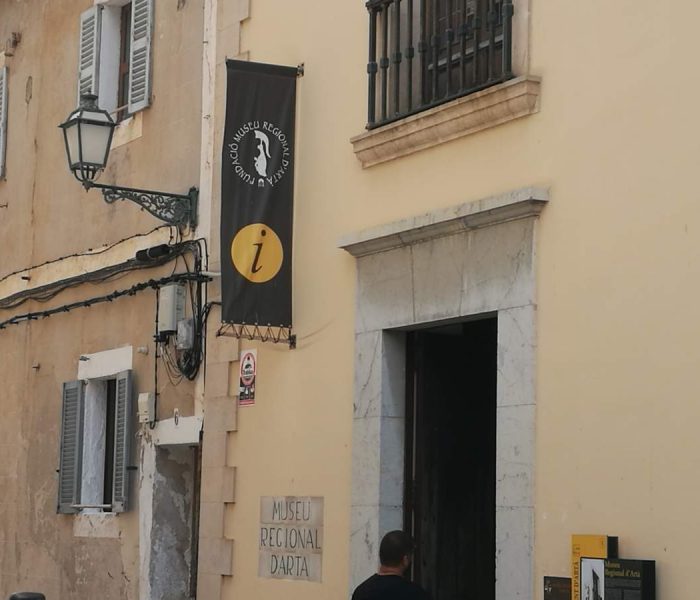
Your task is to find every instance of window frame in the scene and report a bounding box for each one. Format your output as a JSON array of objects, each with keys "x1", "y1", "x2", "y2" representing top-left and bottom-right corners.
[
  {"x1": 365, "y1": 0, "x2": 515, "y2": 130},
  {"x1": 116, "y1": 2, "x2": 132, "y2": 122},
  {"x1": 77, "y1": 0, "x2": 153, "y2": 119},
  {"x1": 57, "y1": 363, "x2": 134, "y2": 515},
  {"x1": 351, "y1": 0, "x2": 538, "y2": 168}
]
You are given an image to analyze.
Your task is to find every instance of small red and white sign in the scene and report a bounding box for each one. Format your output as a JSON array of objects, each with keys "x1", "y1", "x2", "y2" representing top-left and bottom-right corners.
[{"x1": 239, "y1": 349, "x2": 257, "y2": 405}]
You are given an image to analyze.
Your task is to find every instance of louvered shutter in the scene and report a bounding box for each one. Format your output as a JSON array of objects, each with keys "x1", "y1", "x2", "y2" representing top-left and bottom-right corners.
[
  {"x1": 77, "y1": 6, "x2": 102, "y2": 101},
  {"x1": 0, "y1": 67, "x2": 7, "y2": 179},
  {"x1": 128, "y1": 0, "x2": 153, "y2": 113},
  {"x1": 57, "y1": 381, "x2": 85, "y2": 514},
  {"x1": 112, "y1": 370, "x2": 133, "y2": 513}
]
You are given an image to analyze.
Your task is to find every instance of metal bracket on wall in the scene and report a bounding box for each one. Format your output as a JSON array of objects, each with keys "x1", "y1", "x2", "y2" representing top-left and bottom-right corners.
[
  {"x1": 84, "y1": 182, "x2": 198, "y2": 229},
  {"x1": 217, "y1": 323, "x2": 296, "y2": 349}
]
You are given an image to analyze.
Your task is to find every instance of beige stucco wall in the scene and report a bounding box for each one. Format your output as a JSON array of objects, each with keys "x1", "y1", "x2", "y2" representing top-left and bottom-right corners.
[
  {"x1": 0, "y1": 0, "x2": 203, "y2": 597},
  {"x1": 534, "y1": 2, "x2": 700, "y2": 592},
  {"x1": 209, "y1": 1, "x2": 700, "y2": 599}
]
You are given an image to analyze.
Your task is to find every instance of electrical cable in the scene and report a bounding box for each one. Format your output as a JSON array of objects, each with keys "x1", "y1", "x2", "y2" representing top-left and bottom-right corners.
[
  {"x1": 0, "y1": 240, "x2": 201, "y2": 310},
  {"x1": 0, "y1": 272, "x2": 210, "y2": 330},
  {"x1": 151, "y1": 287, "x2": 161, "y2": 430},
  {"x1": 162, "y1": 341, "x2": 184, "y2": 386},
  {"x1": 172, "y1": 241, "x2": 204, "y2": 381},
  {"x1": 146, "y1": 238, "x2": 207, "y2": 431},
  {"x1": 198, "y1": 238, "x2": 210, "y2": 378},
  {"x1": 0, "y1": 224, "x2": 175, "y2": 285},
  {"x1": 0, "y1": 235, "x2": 212, "y2": 428}
]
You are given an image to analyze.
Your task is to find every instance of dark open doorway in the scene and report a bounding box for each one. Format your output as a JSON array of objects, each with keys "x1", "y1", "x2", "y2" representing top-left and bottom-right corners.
[{"x1": 404, "y1": 316, "x2": 497, "y2": 600}]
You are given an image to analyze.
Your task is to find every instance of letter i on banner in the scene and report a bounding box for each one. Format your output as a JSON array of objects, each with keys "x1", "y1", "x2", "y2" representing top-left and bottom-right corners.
[{"x1": 221, "y1": 60, "x2": 298, "y2": 330}]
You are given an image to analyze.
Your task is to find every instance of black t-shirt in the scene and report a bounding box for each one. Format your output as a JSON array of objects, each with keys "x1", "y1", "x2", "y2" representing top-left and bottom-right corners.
[{"x1": 352, "y1": 574, "x2": 430, "y2": 600}]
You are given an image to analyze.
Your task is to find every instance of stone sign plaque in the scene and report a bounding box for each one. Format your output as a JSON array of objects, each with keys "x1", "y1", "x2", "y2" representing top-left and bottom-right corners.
[{"x1": 259, "y1": 496, "x2": 323, "y2": 582}]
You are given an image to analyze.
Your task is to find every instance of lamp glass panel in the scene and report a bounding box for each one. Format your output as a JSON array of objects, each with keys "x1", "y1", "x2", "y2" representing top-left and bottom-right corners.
[
  {"x1": 78, "y1": 120, "x2": 112, "y2": 167},
  {"x1": 63, "y1": 121, "x2": 81, "y2": 167}
]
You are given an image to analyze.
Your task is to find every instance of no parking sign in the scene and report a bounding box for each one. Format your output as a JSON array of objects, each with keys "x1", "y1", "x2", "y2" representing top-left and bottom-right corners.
[{"x1": 239, "y1": 349, "x2": 257, "y2": 405}]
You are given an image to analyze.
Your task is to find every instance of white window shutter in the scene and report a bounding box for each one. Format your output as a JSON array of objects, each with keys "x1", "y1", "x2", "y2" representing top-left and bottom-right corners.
[
  {"x1": 111, "y1": 370, "x2": 133, "y2": 513},
  {"x1": 0, "y1": 67, "x2": 8, "y2": 179},
  {"x1": 128, "y1": 0, "x2": 154, "y2": 113},
  {"x1": 77, "y1": 6, "x2": 102, "y2": 101},
  {"x1": 57, "y1": 381, "x2": 85, "y2": 515}
]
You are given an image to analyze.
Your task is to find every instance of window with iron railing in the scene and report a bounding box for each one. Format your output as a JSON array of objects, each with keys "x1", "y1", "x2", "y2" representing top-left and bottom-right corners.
[{"x1": 365, "y1": 0, "x2": 514, "y2": 129}]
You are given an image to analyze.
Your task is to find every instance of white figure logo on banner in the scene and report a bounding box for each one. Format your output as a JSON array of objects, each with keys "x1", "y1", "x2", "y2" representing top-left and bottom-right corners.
[
  {"x1": 227, "y1": 121, "x2": 292, "y2": 189},
  {"x1": 254, "y1": 130, "x2": 271, "y2": 180}
]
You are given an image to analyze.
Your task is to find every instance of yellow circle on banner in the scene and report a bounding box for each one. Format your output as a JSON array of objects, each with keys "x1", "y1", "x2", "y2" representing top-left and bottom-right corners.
[{"x1": 231, "y1": 223, "x2": 284, "y2": 283}]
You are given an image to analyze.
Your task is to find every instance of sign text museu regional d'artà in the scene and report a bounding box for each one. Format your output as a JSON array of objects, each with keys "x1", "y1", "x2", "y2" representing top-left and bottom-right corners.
[{"x1": 259, "y1": 496, "x2": 324, "y2": 582}]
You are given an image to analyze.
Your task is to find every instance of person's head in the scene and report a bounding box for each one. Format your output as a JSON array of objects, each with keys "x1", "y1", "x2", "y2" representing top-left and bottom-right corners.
[{"x1": 379, "y1": 530, "x2": 414, "y2": 573}]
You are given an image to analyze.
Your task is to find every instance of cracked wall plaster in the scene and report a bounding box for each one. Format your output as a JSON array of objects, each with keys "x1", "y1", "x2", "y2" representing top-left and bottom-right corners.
[{"x1": 149, "y1": 446, "x2": 196, "y2": 600}]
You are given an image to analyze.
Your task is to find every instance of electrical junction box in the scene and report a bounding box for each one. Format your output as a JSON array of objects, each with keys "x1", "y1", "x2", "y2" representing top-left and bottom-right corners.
[
  {"x1": 138, "y1": 392, "x2": 155, "y2": 423},
  {"x1": 176, "y1": 318, "x2": 194, "y2": 350},
  {"x1": 158, "y1": 283, "x2": 186, "y2": 334}
]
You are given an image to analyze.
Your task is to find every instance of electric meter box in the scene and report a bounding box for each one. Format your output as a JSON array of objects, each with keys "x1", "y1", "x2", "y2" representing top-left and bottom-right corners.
[
  {"x1": 138, "y1": 392, "x2": 155, "y2": 423},
  {"x1": 158, "y1": 283, "x2": 186, "y2": 334}
]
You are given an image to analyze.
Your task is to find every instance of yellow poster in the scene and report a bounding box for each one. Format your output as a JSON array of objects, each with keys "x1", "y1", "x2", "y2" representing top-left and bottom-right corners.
[{"x1": 571, "y1": 535, "x2": 617, "y2": 600}]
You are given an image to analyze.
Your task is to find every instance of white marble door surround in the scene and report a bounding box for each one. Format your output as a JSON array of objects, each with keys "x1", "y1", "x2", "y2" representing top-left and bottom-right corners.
[{"x1": 339, "y1": 186, "x2": 548, "y2": 599}]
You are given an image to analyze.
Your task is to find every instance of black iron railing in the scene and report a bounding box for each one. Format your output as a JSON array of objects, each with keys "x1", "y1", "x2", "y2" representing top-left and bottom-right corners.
[{"x1": 365, "y1": 0, "x2": 513, "y2": 129}]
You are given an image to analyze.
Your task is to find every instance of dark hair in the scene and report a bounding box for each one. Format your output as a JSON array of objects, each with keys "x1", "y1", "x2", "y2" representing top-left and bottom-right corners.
[{"x1": 379, "y1": 530, "x2": 414, "y2": 567}]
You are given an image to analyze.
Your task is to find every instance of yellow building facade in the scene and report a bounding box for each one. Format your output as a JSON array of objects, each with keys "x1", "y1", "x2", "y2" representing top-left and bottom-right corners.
[{"x1": 1, "y1": 0, "x2": 697, "y2": 598}]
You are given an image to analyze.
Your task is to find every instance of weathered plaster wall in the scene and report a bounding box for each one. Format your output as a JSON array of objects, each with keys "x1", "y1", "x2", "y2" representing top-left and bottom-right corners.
[
  {"x1": 150, "y1": 445, "x2": 196, "y2": 600},
  {"x1": 0, "y1": 0, "x2": 204, "y2": 596},
  {"x1": 0, "y1": 0, "x2": 203, "y2": 269},
  {"x1": 0, "y1": 275, "x2": 151, "y2": 598},
  {"x1": 0, "y1": 264, "x2": 206, "y2": 597}
]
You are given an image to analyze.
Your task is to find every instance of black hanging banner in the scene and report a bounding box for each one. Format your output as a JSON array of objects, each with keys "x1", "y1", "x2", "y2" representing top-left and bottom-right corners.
[{"x1": 221, "y1": 60, "x2": 297, "y2": 328}]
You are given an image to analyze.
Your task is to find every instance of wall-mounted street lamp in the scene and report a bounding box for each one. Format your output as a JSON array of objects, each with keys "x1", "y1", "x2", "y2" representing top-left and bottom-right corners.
[{"x1": 59, "y1": 94, "x2": 197, "y2": 228}]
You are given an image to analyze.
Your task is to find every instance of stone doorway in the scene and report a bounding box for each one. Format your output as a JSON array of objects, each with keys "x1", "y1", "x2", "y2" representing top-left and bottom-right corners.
[{"x1": 340, "y1": 187, "x2": 547, "y2": 598}]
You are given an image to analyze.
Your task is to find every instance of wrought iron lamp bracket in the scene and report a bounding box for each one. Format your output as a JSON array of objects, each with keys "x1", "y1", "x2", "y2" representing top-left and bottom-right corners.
[{"x1": 84, "y1": 182, "x2": 198, "y2": 229}]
